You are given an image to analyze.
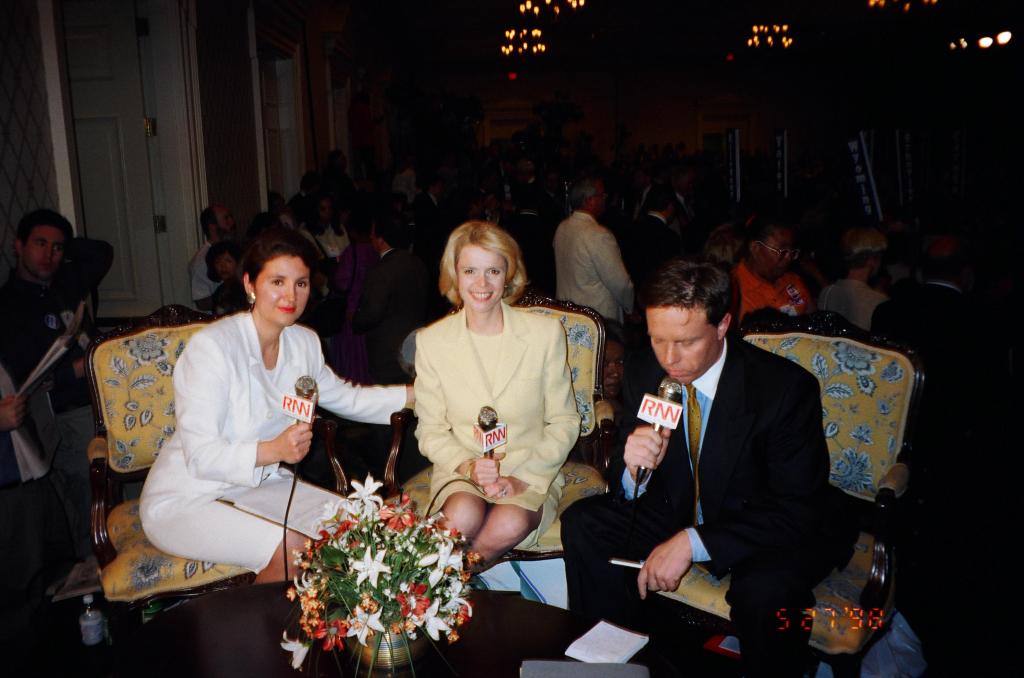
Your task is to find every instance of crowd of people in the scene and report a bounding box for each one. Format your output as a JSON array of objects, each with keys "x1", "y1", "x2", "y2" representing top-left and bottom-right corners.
[{"x1": 1, "y1": 134, "x2": 1012, "y2": 675}]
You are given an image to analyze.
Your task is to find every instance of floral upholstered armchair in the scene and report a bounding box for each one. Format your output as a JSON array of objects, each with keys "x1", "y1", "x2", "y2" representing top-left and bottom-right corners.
[
  {"x1": 658, "y1": 312, "x2": 923, "y2": 673},
  {"x1": 86, "y1": 305, "x2": 342, "y2": 624},
  {"x1": 385, "y1": 291, "x2": 613, "y2": 561}
]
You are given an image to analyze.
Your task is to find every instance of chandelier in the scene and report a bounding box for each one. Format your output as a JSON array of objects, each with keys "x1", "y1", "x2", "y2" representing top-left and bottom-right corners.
[
  {"x1": 517, "y1": 0, "x2": 585, "y2": 18},
  {"x1": 747, "y1": 24, "x2": 794, "y2": 49},
  {"x1": 868, "y1": 0, "x2": 937, "y2": 11},
  {"x1": 948, "y1": 31, "x2": 1012, "y2": 50},
  {"x1": 501, "y1": 27, "x2": 547, "y2": 56}
]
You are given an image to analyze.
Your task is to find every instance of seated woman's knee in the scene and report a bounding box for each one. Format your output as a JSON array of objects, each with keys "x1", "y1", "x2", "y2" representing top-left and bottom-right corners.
[{"x1": 442, "y1": 493, "x2": 487, "y2": 537}]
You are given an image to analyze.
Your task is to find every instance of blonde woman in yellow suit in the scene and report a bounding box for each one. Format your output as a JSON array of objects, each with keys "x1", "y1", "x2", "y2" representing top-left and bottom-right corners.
[{"x1": 415, "y1": 221, "x2": 580, "y2": 566}]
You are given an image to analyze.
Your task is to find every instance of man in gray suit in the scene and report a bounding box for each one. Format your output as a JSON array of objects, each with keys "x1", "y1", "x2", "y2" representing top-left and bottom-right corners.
[
  {"x1": 353, "y1": 217, "x2": 428, "y2": 385},
  {"x1": 553, "y1": 177, "x2": 635, "y2": 324}
]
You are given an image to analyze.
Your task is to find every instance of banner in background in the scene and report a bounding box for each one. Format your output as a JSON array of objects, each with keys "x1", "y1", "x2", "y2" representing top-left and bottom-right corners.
[
  {"x1": 727, "y1": 128, "x2": 741, "y2": 203},
  {"x1": 774, "y1": 129, "x2": 788, "y2": 198},
  {"x1": 847, "y1": 131, "x2": 882, "y2": 222}
]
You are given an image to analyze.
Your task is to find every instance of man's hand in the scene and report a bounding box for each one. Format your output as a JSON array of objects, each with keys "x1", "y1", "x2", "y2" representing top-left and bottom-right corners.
[
  {"x1": 0, "y1": 395, "x2": 27, "y2": 432},
  {"x1": 637, "y1": 531, "x2": 693, "y2": 599},
  {"x1": 623, "y1": 425, "x2": 671, "y2": 481}
]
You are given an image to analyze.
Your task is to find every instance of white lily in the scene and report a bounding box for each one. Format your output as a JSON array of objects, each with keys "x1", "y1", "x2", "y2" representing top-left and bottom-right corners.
[
  {"x1": 347, "y1": 605, "x2": 386, "y2": 646},
  {"x1": 428, "y1": 565, "x2": 446, "y2": 589},
  {"x1": 443, "y1": 594, "x2": 471, "y2": 616},
  {"x1": 415, "y1": 599, "x2": 451, "y2": 641},
  {"x1": 348, "y1": 475, "x2": 384, "y2": 509},
  {"x1": 280, "y1": 632, "x2": 309, "y2": 670},
  {"x1": 318, "y1": 498, "x2": 343, "y2": 525},
  {"x1": 351, "y1": 548, "x2": 391, "y2": 588},
  {"x1": 417, "y1": 552, "x2": 440, "y2": 568}
]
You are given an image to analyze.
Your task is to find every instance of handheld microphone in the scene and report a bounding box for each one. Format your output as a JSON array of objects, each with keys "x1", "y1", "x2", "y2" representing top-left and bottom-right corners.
[
  {"x1": 635, "y1": 377, "x2": 684, "y2": 485},
  {"x1": 283, "y1": 376, "x2": 317, "y2": 579},
  {"x1": 283, "y1": 376, "x2": 318, "y2": 423},
  {"x1": 473, "y1": 406, "x2": 507, "y2": 459}
]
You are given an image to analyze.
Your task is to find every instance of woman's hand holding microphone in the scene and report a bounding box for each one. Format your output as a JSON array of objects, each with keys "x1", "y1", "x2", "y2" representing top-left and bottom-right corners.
[{"x1": 257, "y1": 422, "x2": 313, "y2": 466}]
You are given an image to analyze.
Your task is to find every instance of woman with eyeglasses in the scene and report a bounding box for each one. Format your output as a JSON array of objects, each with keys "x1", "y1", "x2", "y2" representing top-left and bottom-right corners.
[{"x1": 730, "y1": 218, "x2": 815, "y2": 324}]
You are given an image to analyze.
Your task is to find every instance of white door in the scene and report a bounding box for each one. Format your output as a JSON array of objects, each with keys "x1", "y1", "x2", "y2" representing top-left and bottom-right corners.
[
  {"x1": 63, "y1": 0, "x2": 163, "y2": 318},
  {"x1": 260, "y1": 55, "x2": 302, "y2": 200}
]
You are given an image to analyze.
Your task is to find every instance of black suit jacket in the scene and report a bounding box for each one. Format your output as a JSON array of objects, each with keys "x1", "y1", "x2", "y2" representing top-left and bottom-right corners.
[
  {"x1": 622, "y1": 213, "x2": 681, "y2": 290},
  {"x1": 610, "y1": 337, "x2": 854, "y2": 577},
  {"x1": 352, "y1": 249, "x2": 428, "y2": 384}
]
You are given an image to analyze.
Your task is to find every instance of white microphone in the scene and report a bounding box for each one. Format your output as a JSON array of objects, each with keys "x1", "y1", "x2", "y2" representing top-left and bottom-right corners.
[{"x1": 635, "y1": 377, "x2": 684, "y2": 486}]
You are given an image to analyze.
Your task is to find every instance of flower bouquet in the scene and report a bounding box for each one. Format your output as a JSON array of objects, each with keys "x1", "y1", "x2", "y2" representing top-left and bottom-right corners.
[{"x1": 281, "y1": 475, "x2": 476, "y2": 674}]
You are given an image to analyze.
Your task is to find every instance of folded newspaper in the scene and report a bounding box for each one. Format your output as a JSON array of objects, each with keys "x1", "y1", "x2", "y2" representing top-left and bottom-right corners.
[
  {"x1": 17, "y1": 300, "x2": 86, "y2": 397},
  {"x1": 218, "y1": 470, "x2": 342, "y2": 539}
]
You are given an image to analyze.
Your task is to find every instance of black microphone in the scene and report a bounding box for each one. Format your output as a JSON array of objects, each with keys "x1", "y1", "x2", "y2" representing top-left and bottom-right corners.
[
  {"x1": 283, "y1": 376, "x2": 317, "y2": 579},
  {"x1": 476, "y1": 406, "x2": 499, "y2": 459},
  {"x1": 293, "y1": 376, "x2": 318, "y2": 422},
  {"x1": 635, "y1": 377, "x2": 683, "y2": 486}
]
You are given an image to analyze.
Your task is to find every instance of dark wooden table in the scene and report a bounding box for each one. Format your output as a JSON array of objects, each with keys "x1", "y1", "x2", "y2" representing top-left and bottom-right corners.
[{"x1": 118, "y1": 583, "x2": 678, "y2": 677}]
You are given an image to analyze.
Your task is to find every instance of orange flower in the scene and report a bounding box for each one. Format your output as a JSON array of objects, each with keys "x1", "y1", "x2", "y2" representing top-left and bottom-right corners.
[
  {"x1": 286, "y1": 587, "x2": 297, "y2": 602},
  {"x1": 447, "y1": 629, "x2": 460, "y2": 644}
]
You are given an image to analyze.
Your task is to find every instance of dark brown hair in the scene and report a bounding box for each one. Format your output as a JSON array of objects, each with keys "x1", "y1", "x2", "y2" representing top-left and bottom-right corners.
[
  {"x1": 640, "y1": 257, "x2": 732, "y2": 325},
  {"x1": 240, "y1": 228, "x2": 318, "y2": 282}
]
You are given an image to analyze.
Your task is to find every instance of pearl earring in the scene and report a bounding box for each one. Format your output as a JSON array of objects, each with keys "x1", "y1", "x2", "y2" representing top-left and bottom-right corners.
[{"x1": 247, "y1": 291, "x2": 256, "y2": 305}]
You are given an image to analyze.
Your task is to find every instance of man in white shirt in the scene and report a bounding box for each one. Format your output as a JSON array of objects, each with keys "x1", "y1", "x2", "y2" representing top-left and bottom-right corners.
[
  {"x1": 553, "y1": 178, "x2": 634, "y2": 323},
  {"x1": 189, "y1": 204, "x2": 236, "y2": 311}
]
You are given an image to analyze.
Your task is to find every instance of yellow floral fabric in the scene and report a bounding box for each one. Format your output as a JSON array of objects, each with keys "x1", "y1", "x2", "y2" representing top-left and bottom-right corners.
[
  {"x1": 743, "y1": 333, "x2": 916, "y2": 501},
  {"x1": 98, "y1": 499, "x2": 250, "y2": 602},
  {"x1": 522, "y1": 307, "x2": 599, "y2": 436},
  {"x1": 405, "y1": 461, "x2": 606, "y2": 554},
  {"x1": 90, "y1": 326, "x2": 204, "y2": 473},
  {"x1": 660, "y1": 532, "x2": 891, "y2": 654},
  {"x1": 90, "y1": 322, "x2": 253, "y2": 602}
]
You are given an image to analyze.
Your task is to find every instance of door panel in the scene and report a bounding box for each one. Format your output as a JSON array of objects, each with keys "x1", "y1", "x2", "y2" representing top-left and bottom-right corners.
[{"x1": 64, "y1": 0, "x2": 162, "y2": 317}]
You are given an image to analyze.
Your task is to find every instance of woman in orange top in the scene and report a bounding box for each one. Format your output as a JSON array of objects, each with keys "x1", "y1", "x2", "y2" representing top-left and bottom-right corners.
[{"x1": 731, "y1": 220, "x2": 814, "y2": 323}]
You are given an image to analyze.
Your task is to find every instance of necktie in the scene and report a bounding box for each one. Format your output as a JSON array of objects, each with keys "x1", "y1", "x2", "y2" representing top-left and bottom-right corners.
[{"x1": 686, "y1": 383, "x2": 702, "y2": 521}]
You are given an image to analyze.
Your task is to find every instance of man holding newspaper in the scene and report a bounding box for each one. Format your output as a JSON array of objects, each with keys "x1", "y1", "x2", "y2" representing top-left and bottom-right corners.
[{"x1": 0, "y1": 209, "x2": 113, "y2": 561}]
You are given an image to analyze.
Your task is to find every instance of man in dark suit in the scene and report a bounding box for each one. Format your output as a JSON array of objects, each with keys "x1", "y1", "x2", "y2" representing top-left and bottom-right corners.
[
  {"x1": 562, "y1": 259, "x2": 855, "y2": 678},
  {"x1": 622, "y1": 186, "x2": 681, "y2": 291},
  {"x1": 353, "y1": 216, "x2": 428, "y2": 385},
  {"x1": 871, "y1": 236, "x2": 999, "y2": 674}
]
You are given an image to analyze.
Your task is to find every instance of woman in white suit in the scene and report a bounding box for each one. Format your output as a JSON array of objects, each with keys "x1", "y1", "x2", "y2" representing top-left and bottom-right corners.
[
  {"x1": 141, "y1": 229, "x2": 411, "y2": 582},
  {"x1": 415, "y1": 221, "x2": 580, "y2": 566}
]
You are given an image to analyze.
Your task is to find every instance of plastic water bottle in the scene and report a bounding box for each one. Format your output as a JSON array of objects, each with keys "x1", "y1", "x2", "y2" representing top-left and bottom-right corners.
[{"x1": 79, "y1": 594, "x2": 105, "y2": 646}]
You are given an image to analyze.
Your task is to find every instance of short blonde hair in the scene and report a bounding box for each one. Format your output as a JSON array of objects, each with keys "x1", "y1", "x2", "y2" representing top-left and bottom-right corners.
[
  {"x1": 439, "y1": 221, "x2": 528, "y2": 306},
  {"x1": 702, "y1": 222, "x2": 744, "y2": 267},
  {"x1": 840, "y1": 226, "x2": 888, "y2": 267}
]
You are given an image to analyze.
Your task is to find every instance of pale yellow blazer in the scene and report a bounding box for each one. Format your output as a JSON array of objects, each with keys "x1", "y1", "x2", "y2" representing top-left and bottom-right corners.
[{"x1": 414, "y1": 302, "x2": 580, "y2": 543}]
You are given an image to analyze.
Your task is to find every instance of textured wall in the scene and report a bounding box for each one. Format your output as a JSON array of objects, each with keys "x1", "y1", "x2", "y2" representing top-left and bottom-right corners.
[
  {"x1": 0, "y1": 0, "x2": 59, "y2": 283},
  {"x1": 196, "y1": 0, "x2": 261, "y2": 228}
]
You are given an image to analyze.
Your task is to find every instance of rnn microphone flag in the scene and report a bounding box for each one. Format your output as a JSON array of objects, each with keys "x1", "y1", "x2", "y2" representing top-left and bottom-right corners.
[{"x1": 636, "y1": 393, "x2": 683, "y2": 430}]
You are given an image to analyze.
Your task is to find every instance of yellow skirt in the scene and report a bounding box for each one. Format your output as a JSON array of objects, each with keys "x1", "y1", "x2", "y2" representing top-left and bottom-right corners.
[{"x1": 427, "y1": 470, "x2": 563, "y2": 550}]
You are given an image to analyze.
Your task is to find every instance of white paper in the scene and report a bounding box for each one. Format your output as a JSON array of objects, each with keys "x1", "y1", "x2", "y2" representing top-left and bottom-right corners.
[
  {"x1": 218, "y1": 471, "x2": 343, "y2": 539},
  {"x1": 565, "y1": 621, "x2": 649, "y2": 664},
  {"x1": 17, "y1": 300, "x2": 86, "y2": 396}
]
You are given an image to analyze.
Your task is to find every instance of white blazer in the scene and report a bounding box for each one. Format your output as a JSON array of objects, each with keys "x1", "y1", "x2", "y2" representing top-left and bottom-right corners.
[{"x1": 141, "y1": 313, "x2": 406, "y2": 525}]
